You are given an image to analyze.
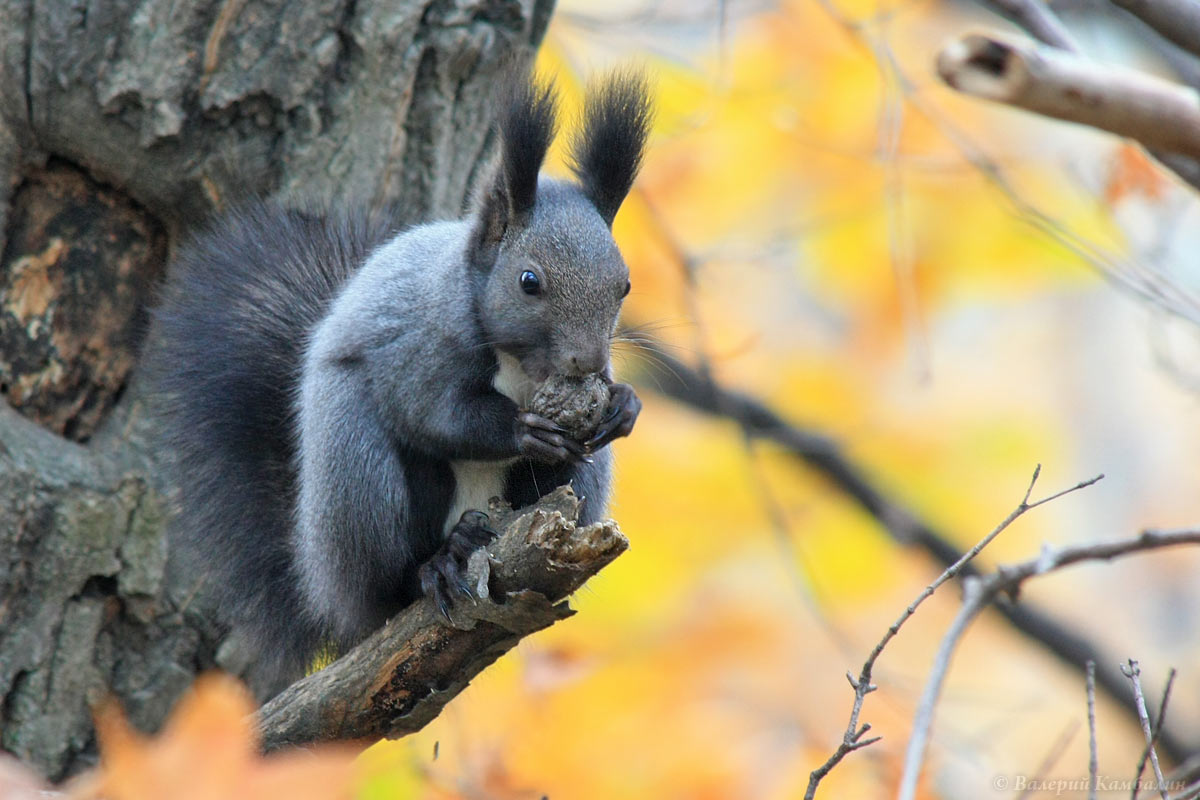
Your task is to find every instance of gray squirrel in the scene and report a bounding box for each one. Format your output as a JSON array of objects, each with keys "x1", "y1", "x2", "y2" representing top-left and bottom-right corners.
[{"x1": 149, "y1": 71, "x2": 651, "y2": 691}]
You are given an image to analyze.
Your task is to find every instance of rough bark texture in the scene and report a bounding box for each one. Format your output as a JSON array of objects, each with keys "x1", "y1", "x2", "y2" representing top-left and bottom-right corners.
[
  {"x1": 0, "y1": 0, "x2": 554, "y2": 781},
  {"x1": 258, "y1": 487, "x2": 627, "y2": 751}
]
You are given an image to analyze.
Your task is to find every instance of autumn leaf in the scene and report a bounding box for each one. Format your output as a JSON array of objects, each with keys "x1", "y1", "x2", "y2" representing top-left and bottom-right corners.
[
  {"x1": 1104, "y1": 143, "x2": 1169, "y2": 205},
  {"x1": 69, "y1": 673, "x2": 360, "y2": 800}
]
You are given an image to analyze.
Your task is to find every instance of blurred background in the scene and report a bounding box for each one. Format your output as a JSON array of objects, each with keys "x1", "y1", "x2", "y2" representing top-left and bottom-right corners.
[{"x1": 354, "y1": 0, "x2": 1200, "y2": 796}]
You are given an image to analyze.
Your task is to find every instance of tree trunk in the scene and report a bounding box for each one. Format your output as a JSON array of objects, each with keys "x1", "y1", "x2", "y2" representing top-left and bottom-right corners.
[{"x1": 0, "y1": 0, "x2": 553, "y2": 780}]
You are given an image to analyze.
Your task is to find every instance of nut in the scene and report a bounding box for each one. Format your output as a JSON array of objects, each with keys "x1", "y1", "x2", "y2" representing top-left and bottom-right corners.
[{"x1": 527, "y1": 374, "x2": 611, "y2": 441}]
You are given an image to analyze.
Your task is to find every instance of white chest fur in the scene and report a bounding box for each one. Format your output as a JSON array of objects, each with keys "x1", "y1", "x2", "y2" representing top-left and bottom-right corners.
[
  {"x1": 445, "y1": 460, "x2": 509, "y2": 534},
  {"x1": 442, "y1": 351, "x2": 535, "y2": 535},
  {"x1": 491, "y1": 350, "x2": 537, "y2": 406}
]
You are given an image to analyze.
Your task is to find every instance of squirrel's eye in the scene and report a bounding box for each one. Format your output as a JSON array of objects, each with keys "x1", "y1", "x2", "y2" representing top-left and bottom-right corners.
[
  {"x1": 519, "y1": 270, "x2": 541, "y2": 296},
  {"x1": 622, "y1": 279, "x2": 631, "y2": 298}
]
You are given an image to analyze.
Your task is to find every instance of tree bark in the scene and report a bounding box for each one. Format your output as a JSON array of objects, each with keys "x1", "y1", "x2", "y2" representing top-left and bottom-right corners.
[{"x1": 0, "y1": 0, "x2": 554, "y2": 780}]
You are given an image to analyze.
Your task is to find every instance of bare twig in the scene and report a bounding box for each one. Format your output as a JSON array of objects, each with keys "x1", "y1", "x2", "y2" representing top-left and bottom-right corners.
[
  {"x1": 1167, "y1": 752, "x2": 1200, "y2": 791},
  {"x1": 973, "y1": 0, "x2": 1200, "y2": 194},
  {"x1": 813, "y1": 0, "x2": 1200, "y2": 327},
  {"x1": 1056, "y1": 0, "x2": 1200, "y2": 93},
  {"x1": 826, "y1": 0, "x2": 1200, "y2": 307},
  {"x1": 972, "y1": 0, "x2": 1200, "y2": 211},
  {"x1": 1175, "y1": 780, "x2": 1200, "y2": 800},
  {"x1": 937, "y1": 31, "x2": 1200, "y2": 161},
  {"x1": 910, "y1": 78, "x2": 1200, "y2": 320},
  {"x1": 913, "y1": 63, "x2": 1200, "y2": 324},
  {"x1": 256, "y1": 487, "x2": 627, "y2": 751},
  {"x1": 1133, "y1": 667, "x2": 1177, "y2": 799},
  {"x1": 804, "y1": 466, "x2": 1100, "y2": 798},
  {"x1": 977, "y1": 0, "x2": 1081, "y2": 50},
  {"x1": 897, "y1": 530, "x2": 1200, "y2": 800},
  {"x1": 1106, "y1": 0, "x2": 1200, "y2": 61},
  {"x1": 1122, "y1": 660, "x2": 1171, "y2": 800},
  {"x1": 814, "y1": 0, "x2": 1200, "y2": 322},
  {"x1": 1088, "y1": 660, "x2": 1099, "y2": 800},
  {"x1": 825, "y1": 0, "x2": 1200, "y2": 309},
  {"x1": 803, "y1": 672, "x2": 883, "y2": 800}
]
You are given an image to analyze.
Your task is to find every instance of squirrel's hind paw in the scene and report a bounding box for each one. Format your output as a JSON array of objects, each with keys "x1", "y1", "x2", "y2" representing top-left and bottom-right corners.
[{"x1": 418, "y1": 510, "x2": 499, "y2": 622}]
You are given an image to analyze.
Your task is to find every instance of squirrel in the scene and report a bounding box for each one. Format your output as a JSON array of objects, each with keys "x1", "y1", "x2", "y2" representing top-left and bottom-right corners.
[{"x1": 148, "y1": 70, "x2": 651, "y2": 692}]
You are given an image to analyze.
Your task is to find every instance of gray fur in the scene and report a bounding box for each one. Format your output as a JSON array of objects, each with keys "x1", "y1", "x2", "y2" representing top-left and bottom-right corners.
[
  {"x1": 477, "y1": 179, "x2": 629, "y2": 381},
  {"x1": 295, "y1": 179, "x2": 629, "y2": 648},
  {"x1": 150, "y1": 72, "x2": 650, "y2": 690}
]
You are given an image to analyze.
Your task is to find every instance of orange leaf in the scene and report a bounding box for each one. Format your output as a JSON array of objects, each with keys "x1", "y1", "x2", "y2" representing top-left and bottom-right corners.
[
  {"x1": 69, "y1": 673, "x2": 360, "y2": 800},
  {"x1": 1104, "y1": 144, "x2": 1168, "y2": 204}
]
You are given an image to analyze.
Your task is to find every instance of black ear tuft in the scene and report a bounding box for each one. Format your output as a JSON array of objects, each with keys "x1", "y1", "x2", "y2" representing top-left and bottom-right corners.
[
  {"x1": 569, "y1": 70, "x2": 652, "y2": 227},
  {"x1": 468, "y1": 70, "x2": 558, "y2": 268},
  {"x1": 500, "y1": 71, "x2": 559, "y2": 218}
]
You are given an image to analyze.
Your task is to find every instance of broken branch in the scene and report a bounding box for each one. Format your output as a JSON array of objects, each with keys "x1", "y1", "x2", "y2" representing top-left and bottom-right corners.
[
  {"x1": 937, "y1": 31, "x2": 1200, "y2": 160},
  {"x1": 256, "y1": 487, "x2": 627, "y2": 752}
]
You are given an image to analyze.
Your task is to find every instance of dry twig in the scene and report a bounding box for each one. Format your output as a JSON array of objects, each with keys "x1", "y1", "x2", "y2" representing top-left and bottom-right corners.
[
  {"x1": 969, "y1": 0, "x2": 1200, "y2": 194},
  {"x1": 1133, "y1": 666, "x2": 1177, "y2": 799},
  {"x1": 1122, "y1": 660, "x2": 1171, "y2": 800},
  {"x1": 803, "y1": 466, "x2": 1101, "y2": 798},
  {"x1": 1106, "y1": 0, "x2": 1200, "y2": 61},
  {"x1": 982, "y1": 0, "x2": 1082, "y2": 50},
  {"x1": 1166, "y1": 752, "x2": 1200, "y2": 796},
  {"x1": 1088, "y1": 660, "x2": 1100, "y2": 800},
  {"x1": 897, "y1": 530, "x2": 1200, "y2": 800}
]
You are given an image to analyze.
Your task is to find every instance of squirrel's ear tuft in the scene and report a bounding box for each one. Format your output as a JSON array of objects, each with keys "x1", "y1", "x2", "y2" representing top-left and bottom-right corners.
[
  {"x1": 468, "y1": 70, "x2": 558, "y2": 268},
  {"x1": 569, "y1": 70, "x2": 652, "y2": 227},
  {"x1": 500, "y1": 72, "x2": 559, "y2": 218}
]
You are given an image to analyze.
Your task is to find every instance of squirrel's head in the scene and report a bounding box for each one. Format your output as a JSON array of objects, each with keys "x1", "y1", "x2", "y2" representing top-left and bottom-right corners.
[{"x1": 467, "y1": 70, "x2": 651, "y2": 382}]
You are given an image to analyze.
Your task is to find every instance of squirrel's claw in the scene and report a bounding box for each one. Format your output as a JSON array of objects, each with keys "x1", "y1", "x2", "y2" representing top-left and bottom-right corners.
[
  {"x1": 517, "y1": 411, "x2": 570, "y2": 436},
  {"x1": 419, "y1": 510, "x2": 499, "y2": 622},
  {"x1": 585, "y1": 382, "x2": 641, "y2": 450}
]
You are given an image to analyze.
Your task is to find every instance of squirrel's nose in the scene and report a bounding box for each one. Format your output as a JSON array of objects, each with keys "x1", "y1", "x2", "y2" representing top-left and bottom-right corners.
[{"x1": 567, "y1": 350, "x2": 607, "y2": 376}]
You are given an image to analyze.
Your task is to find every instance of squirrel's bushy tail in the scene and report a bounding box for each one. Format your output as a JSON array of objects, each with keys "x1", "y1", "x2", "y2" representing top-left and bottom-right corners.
[{"x1": 147, "y1": 202, "x2": 397, "y2": 692}]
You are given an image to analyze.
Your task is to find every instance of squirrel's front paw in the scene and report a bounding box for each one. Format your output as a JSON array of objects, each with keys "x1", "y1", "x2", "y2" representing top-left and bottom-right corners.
[
  {"x1": 584, "y1": 382, "x2": 641, "y2": 451},
  {"x1": 515, "y1": 411, "x2": 590, "y2": 464},
  {"x1": 419, "y1": 510, "x2": 498, "y2": 621}
]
